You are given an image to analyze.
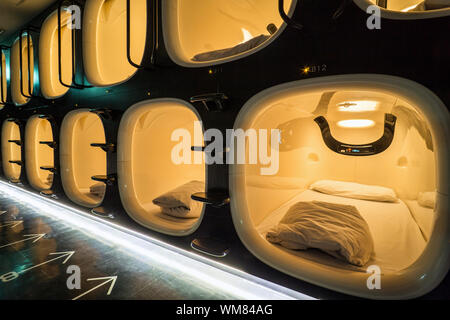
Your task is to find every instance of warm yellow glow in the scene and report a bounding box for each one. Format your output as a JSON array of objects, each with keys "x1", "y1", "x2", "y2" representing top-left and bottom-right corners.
[
  {"x1": 401, "y1": 3, "x2": 420, "y2": 12},
  {"x1": 302, "y1": 66, "x2": 310, "y2": 75},
  {"x1": 337, "y1": 119, "x2": 375, "y2": 128},
  {"x1": 337, "y1": 100, "x2": 378, "y2": 112},
  {"x1": 240, "y1": 28, "x2": 253, "y2": 44}
]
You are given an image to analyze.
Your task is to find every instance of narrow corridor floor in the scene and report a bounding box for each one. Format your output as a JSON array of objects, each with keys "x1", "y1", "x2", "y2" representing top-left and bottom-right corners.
[{"x1": 0, "y1": 186, "x2": 246, "y2": 300}]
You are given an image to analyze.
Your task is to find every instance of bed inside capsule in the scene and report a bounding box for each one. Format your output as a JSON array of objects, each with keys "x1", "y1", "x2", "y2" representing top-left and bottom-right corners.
[
  {"x1": 229, "y1": 75, "x2": 449, "y2": 299},
  {"x1": 117, "y1": 99, "x2": 206, "y2": 236},
  {"x1": 25, "y1": 115, "x2": 55, "y2": 192},
  {"x1": 1, "y1": 120, "x2": 23, "y2": 182},
  {"x1": 39, "y1": 8, "x2": 73, "y2": 99},
  {"x1": 83, "y1": 0, "x2": 147, "y2": 87},
  {"x1": 162, "y1": 0, "x2": 297, "y2": 67},
  {"x1": 60, "y1": 109, "x2": 107, "y2": 208},
  {"x1": 354, "y1": 0, "x2": 450, "y2": 18},
  {"x1": 11, "y1": 35, "x2": 34, "y2": 106}
]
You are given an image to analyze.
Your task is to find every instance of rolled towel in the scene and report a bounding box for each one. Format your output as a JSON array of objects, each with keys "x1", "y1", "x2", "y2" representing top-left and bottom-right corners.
[
  {"x1": 90, "y1": 183, "x2": 106, "y2": 197},
  {"x1": 152, "y1": 180, "x2": 205, "y2": 218}
]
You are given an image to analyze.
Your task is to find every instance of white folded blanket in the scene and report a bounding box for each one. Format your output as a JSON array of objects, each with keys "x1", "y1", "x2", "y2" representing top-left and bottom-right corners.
[
  {"x1": 192, "y1": 35, "x2": 270, "y2": 62},
  {"x1": 152, "y1": 180, "x2": 205, "y2": 219},
  {"x1": 266, "y1": 201, "x2": 374, "y2": 266}
]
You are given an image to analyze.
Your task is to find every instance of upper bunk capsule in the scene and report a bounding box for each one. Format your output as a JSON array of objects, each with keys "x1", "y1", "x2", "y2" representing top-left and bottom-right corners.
[
  {"x1": 0, "y1": 50, "x2": 7, "y2": 109},
  {"x1": 162, "y1": 0, "x2": 297, "y2": 67},
  {"x1": 83, "y1": 0, "x2": 147, "y2": 87},
  {"x1": 11, "y1": 34, "x2": 34, "y2": 106},
  {"x1": 354, "y1": 0, "x2": 450, "y2": 19},
  {"x1": 39, "y1": 8, "x2": 73, "y2": 99}
]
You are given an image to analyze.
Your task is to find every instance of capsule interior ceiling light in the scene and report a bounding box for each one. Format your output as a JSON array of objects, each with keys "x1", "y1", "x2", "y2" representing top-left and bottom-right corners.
[{"x1": 337, "y1": 119, "x2": 376, "y2": 128}]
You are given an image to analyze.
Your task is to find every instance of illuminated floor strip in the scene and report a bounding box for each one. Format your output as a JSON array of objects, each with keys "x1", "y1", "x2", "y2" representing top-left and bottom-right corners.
[{"x1": 0, "y1": 181, "x2": 315, "y2": 300}]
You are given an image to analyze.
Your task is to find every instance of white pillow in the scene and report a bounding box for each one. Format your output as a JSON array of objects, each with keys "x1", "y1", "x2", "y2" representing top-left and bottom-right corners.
[
  {"x1": 310, "y1": 180, "x2": 398, "y2": 202},
  {"x1": 418, "y1": 191, "x2": 436, "y2": 209}
]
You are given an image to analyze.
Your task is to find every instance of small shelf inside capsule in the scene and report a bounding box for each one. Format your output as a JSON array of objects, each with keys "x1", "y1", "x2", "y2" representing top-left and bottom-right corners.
[
  {"x1": 191, "y1": 192, "x2": 230, "y2": 208},
  {"x1": 91, "y1": 174, "x2": 116, "y2": 185},
  {"x1": 90, "y1": 143, "x2": 116, "y2": 152},
  {"x1": 39, "y1": 141, "x2": 57, "y2": 148},
  {"x1": 40, "y1": 166, "x2": 56, "y2": 173},
  {"x1": 8, "y1": 140, "x2": 22, "y2": 146}
]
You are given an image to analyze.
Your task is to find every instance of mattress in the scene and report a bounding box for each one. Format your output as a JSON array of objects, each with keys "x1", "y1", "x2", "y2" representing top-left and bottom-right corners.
[
  {"x1": 405, "y1": 200, "x2": 435, "y2": 241},
  {"x1": 257, "y1": 189, "x2": 427, "y2": 273}
]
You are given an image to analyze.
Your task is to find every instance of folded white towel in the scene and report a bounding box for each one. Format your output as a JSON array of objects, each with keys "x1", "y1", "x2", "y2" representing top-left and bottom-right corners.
[
  {"x1": 266, "y1": 201, "x2": 374, "y2": 266},
  {"x1": 153, "y1": 180, "x2": 205, "y2": 218}
]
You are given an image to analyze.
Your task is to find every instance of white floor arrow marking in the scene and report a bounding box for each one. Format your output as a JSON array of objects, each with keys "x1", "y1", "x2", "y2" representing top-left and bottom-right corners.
[
  {"x1": 0, "y1": 221, "x2": 23, "y2": 228},
  {"x1": 19, "y1": 251, "x2": 76, "y2": 274},
  {"x1": 0, "y1": 234, "x2": 46, "y2": 249},
  {"x1": 72, "y1": 276, "x2": 118, "y2": 300}
]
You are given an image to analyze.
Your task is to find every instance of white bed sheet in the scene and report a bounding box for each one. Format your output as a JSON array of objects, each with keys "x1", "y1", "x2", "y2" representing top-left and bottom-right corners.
[
  {"x1": 256, "y1": 189, "x2": 426, "y2": 273},
  {"x1": 405, "y1": 200, "x2": 435, "y2": 241}
]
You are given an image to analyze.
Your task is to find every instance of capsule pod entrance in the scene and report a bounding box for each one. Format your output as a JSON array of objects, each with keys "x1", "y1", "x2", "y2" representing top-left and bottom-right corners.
[
  {"x1": 11, "y1": 35, "x2": 34, "y2": 106},
  {"x1": 60, "y1": 109, "x2": 107, "y2": 208},
  {"x1": 39, "y1": 9, "x2": 73, "y2": 99},
  {"x1": 1, "y1": 50, "x2": 6, "y2": 108},
  {"x1": 229, "y1": 75, "x2": 449, "y2": 299},
  {"x1": 83, "y1": 0, "x2": 147, "y2": 86},
  {"x1": 118, "y1": 99, "x2": 206, "y2": 236},
  {"x1": 1, "y1": 120, "x2": 23, "y2": 182},
  {"x1": 162, "y1": 0, "x2": 297, "y2": 67},
  {"x1": 354, "y1": 0, "x2": 450, "y2": 19},
  {"x1": 25, "y1": 115, "x2": 54, "y2": 192}
]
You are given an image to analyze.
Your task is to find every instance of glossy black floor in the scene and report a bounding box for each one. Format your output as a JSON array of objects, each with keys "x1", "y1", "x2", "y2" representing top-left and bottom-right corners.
[{"x1": 0, "y1": 179, "x2": 448, "y2": 300}]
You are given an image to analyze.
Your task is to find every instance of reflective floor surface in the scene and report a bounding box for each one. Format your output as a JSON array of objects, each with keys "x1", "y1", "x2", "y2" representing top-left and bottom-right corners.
[{"x1": 0, "y1": 181, "x2": 312, "y2": 300}]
